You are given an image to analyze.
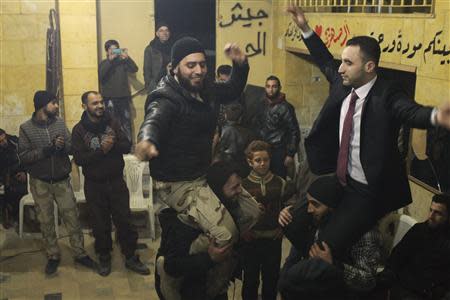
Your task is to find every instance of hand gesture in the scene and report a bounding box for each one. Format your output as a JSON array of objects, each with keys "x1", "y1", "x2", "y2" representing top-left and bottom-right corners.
[
  {"x1": 101, "y1": 135, "x2": 115, "y2": 154},
  {"x1": 278, "y1": 205, "x2": 293, "y2": 227},
  {"x1": 107, "y1": 49, "x2": 118, "y2": 61},
  {"x1": 309, "y1": 241, "x2": 333, "y2": 264},
  {"x1": 15, "y1": 172, "x2": 27, "y2": 182},
  {"x1": 120, "y1": 48, "x2": 129, "y2": 60},
  {"x1": 224, "y1": 43, "x2": 247, "y2": 64},
  {"x1": 284, "y1": 155, "x2": 294, "y2": 167},
  {"x1": 286, "y1": 5, "x2": 310, "y2": 32},
  {"x1": 135, "y1": 140, "x2": 159, "y2": 161},
  {"x1": 436, "y1": 102, "x2": 450, "y2": 130},
  {"x1": 208, "y1": 239, "x2": 233, "y2": 263},
  {"x1": 54, "y1": 136, "x2": 65, "y2": 150}
]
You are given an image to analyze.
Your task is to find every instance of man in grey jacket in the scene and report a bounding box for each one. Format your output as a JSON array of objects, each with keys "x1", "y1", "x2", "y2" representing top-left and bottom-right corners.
[
  {"x1": 18, "y1": 91, "x2": 95, "y2": 276},
  {"x1": 143, "y1": 23, "x2": 172, "y2": 94}
]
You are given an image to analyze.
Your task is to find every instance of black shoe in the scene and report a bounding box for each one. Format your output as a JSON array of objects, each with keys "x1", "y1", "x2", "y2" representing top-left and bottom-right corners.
[
  {"x1": 125, "y1": 255, "x2": 150, "y2": 275},
  {"x1": 74, "y1": 255, "x2": 97, "y2": 270},
  {"x1": 45, "y1": 258, "x2": 60, "y2": 275},
  {"x1": 97, "y1": 254, "x2": 111, "y2": 277}
]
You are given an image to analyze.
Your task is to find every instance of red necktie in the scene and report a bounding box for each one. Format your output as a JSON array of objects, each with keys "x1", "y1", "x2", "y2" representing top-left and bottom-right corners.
[{"x1": 336, "y1": 90, "x2": 359, "y2": 186}]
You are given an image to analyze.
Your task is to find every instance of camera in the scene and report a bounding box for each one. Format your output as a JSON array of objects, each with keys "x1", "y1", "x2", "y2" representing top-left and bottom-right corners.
[{"x1": 112, "y1": 48, "x2": 123, "y2": 56}]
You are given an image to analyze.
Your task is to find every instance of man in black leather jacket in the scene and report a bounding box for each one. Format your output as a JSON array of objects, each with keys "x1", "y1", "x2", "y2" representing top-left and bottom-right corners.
[
  {"x1": 258, "y1": 75, "x2": 301, "y2": 178},
  {"x1": 136, "y1": 38, "x2": 257, "y2": 252}
]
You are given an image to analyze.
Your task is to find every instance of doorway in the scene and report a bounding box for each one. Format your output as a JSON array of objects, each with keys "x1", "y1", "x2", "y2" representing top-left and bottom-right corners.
[{"x1": 155, "y1": 0, "x2": 216, "y2": 79}]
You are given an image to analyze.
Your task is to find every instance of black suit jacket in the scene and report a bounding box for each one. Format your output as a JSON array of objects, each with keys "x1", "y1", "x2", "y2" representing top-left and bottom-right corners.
[{"x1": 303, "y1": 33, "x2": 434, "y2": 213}]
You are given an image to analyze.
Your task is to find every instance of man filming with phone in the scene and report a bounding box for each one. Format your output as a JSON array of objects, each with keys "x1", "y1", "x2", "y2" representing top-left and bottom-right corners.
[{"x1": 99, "y1": 39, "x2": 138, "y2": 146}]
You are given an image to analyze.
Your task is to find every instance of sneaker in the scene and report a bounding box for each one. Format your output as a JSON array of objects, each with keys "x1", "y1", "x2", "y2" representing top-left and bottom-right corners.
[
  {"x1": 125, "y1": 255, "x2": 150, "y2": 275},
  {"x1": 45, "y1": 258, "x2": 60, "y2": 275},
  {"x1": 74, "y1": 255, "x2": 97, "y2": 270},
  {"x1": 97, "y1": 254, "x2": 111, "y2": 277}
]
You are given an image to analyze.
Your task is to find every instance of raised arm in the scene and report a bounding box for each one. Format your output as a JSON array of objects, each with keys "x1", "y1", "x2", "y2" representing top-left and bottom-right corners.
[{"x1": 214, "y1": 43, "x2": 249, "y2": 105}]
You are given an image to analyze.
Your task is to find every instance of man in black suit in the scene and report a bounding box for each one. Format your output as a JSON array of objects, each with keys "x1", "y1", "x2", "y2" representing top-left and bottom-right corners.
[{"x1": 286, "y1": 5, "x2": 450, "y2": 256}]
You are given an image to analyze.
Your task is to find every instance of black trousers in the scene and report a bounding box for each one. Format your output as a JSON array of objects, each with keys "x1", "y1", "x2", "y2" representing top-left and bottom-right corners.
[
  {"x1": 84, "y1": 177, "x2": 137, "y2": 258},
  {"x1": 270, "y1": 146, "x2": 287, "y2": 179},
  {"x1": 285, "y1": 177, "x2": 382, "y2": 256},
  {"x1": 242, "y1": 238, "x2": 282, "y2": 300}
]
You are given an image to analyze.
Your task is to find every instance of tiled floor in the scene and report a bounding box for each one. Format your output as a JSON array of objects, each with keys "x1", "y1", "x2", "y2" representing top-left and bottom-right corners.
[{"x1": 0, "y1": 218, "x2": 290, "y2": 300}]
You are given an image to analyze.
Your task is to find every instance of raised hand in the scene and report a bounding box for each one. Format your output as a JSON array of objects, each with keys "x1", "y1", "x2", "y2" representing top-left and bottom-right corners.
[
  {"x1": 286, "y1": 4, "x2": 311, "y2": 32},
  {"x1": 436, "y1": 101, "x2": 450, "y2": 130},
  {"x1": 224, "y1": 43, "x2": 247, "y2": 64}
]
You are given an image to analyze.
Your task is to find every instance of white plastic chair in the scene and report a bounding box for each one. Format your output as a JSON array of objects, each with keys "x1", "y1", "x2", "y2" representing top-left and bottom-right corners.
[
  {"x1": 19, "y1": 174, "x2": 59, "y2": 238},
  {"x1": 123, "y1": 155, "x2": 155, "y2": 240},
  {"x1": 72, "y1": 165, "x2": 86, "y2": 204}
]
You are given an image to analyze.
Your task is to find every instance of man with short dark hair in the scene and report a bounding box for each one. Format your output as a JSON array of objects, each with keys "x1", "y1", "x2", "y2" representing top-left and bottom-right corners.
[
  {"x1": 379, "y1": 194, "x2": 450, "y2": 300},
  {"x1": 216, "y1": 64, "x2": 232, "y2": 82},
  {"x1": 258, "y1": 75, "x2": 301, "y2": 179},
  {"x1": 71, "y1": 91, "x2": 149, "y2": 277},
  {"x1": 144, "y1": 23, "x2": 172, "y2": 93},
  {"x1": 278, "y1": 176, "x2": 381, "y2": 300},
  {"x1": 0, "y1": 128, "x2": 26, "y2": 228},
  {"x1": 99, "y1": 39, "x2": 138, "y2": 143},
  {"x1": 287, "y1": 5, "x2": 450, "y2": 257},
  {"x1": 18, "y1": 91, "x2": 95, "y2": 275}
]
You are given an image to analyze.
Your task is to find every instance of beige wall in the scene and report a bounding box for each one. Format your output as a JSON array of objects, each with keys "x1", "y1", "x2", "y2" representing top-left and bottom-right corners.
[
  {"x1": 216, "y1": 0, "x2": 273, "y2": 86},
  {"x1": 98, "y1": 0, "x2": 154, "y2": 143},
  {"x1": 59, "y1": 0, "x2": 98, "y2": 130},
  {"x1": 0, "y1": 0, "x2": 54, "y2": 135}
]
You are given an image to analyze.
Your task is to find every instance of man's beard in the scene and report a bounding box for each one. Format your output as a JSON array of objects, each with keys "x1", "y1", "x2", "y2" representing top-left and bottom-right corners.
[
  {"x1": 178, "y1": 74, "x2": 205, "y2": 93},
  {"x1": 44, "y1": 107, "x2": 58, "y2": 118},
  {"x1": 266, "y1": 90, "x2": 280, "y2": 100},
  {"x1": 87, "y1": 109, "x2": 104, "y2": 121}
]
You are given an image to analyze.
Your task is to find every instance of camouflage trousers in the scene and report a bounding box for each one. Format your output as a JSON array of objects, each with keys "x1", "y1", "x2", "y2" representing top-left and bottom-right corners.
[
  {"x1": 154, "y1": 177, "x2": 261, "y2": 299},
  {"x1": 29, "y1": 177, "x2": 86, "y2": 259}
]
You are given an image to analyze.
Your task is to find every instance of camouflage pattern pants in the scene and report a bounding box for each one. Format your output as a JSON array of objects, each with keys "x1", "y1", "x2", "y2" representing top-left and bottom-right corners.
[
  {"x1": 154, "y1": 177, "x2": 261, "y2": 299},
  {"x1": 29, "y1": 177, "x2": 85, "y2": 259}
]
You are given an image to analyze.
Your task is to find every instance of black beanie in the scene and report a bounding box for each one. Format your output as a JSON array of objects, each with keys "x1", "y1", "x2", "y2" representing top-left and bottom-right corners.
[
  {"x1": 34, "y1": 91, "x2": 56, "y2": 111},
  {"x1": 207, "y1": 161, "x2": 245, "y2": 200},
  {"x1": 171, "y1": 37, "x2": 205, "y2": 69},
  {"x1": 156, "y1": 22, "x2": 169, "y2": 31},
  {"x1": 307, "y1": 176, "x2": 343, "y2": 209}
]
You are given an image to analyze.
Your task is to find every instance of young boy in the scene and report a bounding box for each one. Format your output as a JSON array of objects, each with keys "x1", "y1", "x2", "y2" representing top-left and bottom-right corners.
[{"x1": 241, "y1": 140, "x2": 288, "y2": 300}]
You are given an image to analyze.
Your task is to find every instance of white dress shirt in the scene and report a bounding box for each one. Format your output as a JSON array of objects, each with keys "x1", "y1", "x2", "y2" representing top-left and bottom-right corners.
[{"x1": 339, "y1": 77, "x2": 377, "y2": 184}]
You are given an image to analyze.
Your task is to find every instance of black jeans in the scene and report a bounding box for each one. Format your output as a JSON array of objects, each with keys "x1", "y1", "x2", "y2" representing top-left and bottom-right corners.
[
  {"x1": 84, "y1": 177, "x2": 137, "y2": 258},
  {"x1": 242, "y1": 238, "x2": 282, "y2": 300},
  {"x1": 270, "y1": 146, "x2": 287, "y2": 179}
]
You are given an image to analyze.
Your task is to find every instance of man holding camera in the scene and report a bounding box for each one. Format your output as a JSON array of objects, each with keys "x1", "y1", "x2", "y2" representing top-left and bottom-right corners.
[
  {"x1": 99, "y1": 39, "x2": 138, "y2": 144},
  {"x1": 18, "y1": 91, "x2": 95, "y2": 276}
]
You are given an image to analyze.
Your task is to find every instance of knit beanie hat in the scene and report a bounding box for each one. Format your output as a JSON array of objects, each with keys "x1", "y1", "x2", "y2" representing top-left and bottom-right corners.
[
  {"x1": 307, "y1": 175, "x2": 343, "y2": 209},
  {"x1": 207, "y1": 161, "x2": 245, "y2": 200},
  {"x1": 156, "y1": 22, "x2": 169, "y2": 31},
  {"x1": 34, "y1": 91, "x2": 56, "y2": 111},
  {"x1": 171, "y1": 37, "x2": 205, "y2": 69}
]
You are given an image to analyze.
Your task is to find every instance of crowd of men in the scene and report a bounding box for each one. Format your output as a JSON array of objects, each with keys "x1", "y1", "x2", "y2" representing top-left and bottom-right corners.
[{"x1": 1, "y1": 5, "x2": 450, "y2": 300}]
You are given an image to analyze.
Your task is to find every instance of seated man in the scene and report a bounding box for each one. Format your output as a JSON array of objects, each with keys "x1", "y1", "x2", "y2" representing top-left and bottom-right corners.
[
  {"x1": 378, "y1": 193, "x2": 450, "y2": 300},
  {"x1": 278, "y1": 176, "x2": 382, "y2": 300},
  {"x1": 156, "y1": 161, "x2": 260, "y2": 300},
  {"x1": 0, "y1": 128, "x2": 27, "y2": 228}
]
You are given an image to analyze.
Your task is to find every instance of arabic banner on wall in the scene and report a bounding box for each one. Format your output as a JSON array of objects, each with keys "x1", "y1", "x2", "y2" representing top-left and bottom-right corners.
[
  {"x1": 217, "y1": 0, "x2": 272, "y2": 85},
  {"x1": 284, "y1": 15, "x2": 450, "y2": 81}
]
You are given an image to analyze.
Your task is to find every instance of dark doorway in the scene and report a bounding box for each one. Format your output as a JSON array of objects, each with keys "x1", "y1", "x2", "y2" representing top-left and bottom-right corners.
[{"x1": 155, "y1": 0, "x2": 216, "y2": 79}]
